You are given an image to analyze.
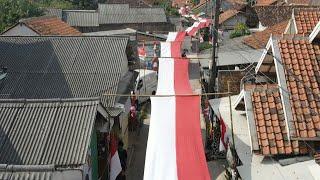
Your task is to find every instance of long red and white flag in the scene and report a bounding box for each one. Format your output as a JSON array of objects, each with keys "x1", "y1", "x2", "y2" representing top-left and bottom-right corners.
[
  {"x1": 161, "y1": 32, "x2": 186, "y2": 57},
  {"x1": 110, "y1": 134, "x2": 122, "y2": 180},
  {"x1": 144, "y1": 58, "x2": 210, "y2": 180},
  {"x1": 185, "y1": 18, "x2": 212, "y2": 36}
]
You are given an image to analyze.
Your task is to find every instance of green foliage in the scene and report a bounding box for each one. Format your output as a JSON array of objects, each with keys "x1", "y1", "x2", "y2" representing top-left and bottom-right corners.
[
  {"x1": 36, "y1": 0, "x2": 96, "y2": 10},
  {"x1": 154, "y1": 0, "x2": 179, "y2": 16},
  {"x1": 199, "y1": 42, "x2": 212, "y2": 51},
  {"x1": 0, "y1": 0, "x2": 43, "y2": 33},
  {"x1": 36, "y1": 0, "x2": 75, "y2": 9},
  {"x1": 229, "y1": 23, "x2": 251, "y2": 39},
  {"x1": 72, "y1": 0, "x2": 96, "y2": 10}
]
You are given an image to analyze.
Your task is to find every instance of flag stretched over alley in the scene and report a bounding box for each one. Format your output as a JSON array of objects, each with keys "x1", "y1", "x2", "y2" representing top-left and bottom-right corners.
[
  {"x1": 144, "y1": 58, "x2": 211, "y2": 180},
  {"x1": 144, "y1": 11, "x2": 212, "y2": 179}
]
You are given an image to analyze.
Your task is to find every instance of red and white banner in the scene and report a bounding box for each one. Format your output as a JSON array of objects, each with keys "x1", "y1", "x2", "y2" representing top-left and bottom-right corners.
[
  {"x1": 144, "y1": 58, "x2": 210, "y2": 180},
  {"x1": 110, "y1": 135, "x2": 122, "y2": 180}
]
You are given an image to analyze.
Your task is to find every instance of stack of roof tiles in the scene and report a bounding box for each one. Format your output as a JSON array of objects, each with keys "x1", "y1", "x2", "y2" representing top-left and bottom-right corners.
[
  {"x1": 294, "y1": 8, "x2": 320, "y2": 35},
  {"x1": 249, "y1": 85, "x2": 309, "y2": 155},
  {"x1": 21, "y1": 16, "x2": 82, "y2": 35},
  {"x1": 278, "y1": 38, "x2": 320, "y2": 138}
]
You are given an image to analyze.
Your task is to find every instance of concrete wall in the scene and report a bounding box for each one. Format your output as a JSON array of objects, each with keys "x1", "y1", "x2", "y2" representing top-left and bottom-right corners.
[
  {"x1": 221, "y1": 14, "x2": 247, "y2": 30},
  {"x1": 2, "y1": 24, "x2": 39, "y2": 36}
]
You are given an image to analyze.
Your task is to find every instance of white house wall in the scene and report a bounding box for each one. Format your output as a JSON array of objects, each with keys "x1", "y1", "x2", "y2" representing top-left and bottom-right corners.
[{"x1": 2, "y1": 24, "x2": 39, "y2": 36}]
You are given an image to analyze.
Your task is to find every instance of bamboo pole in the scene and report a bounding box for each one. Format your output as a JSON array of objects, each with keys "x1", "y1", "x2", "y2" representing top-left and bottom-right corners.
[{"x1": 227, "y1": 81, "x2": 235, "y2": 147}]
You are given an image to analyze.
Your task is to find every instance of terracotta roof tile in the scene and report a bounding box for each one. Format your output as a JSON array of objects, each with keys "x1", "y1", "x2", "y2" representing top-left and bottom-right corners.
[
  {"x1": 278, "y1": 38, "x2": 320, "y2": 138},
  {"x1": 294, "y1": 8, "x2": 320, "y2": 35},
  {"x1": 243, "y1": 20, "x2": 289, "y2": 49},
  {"x1": 250, "y1": 86, "x2": 305, "y2": 155},
  {"x1": 22, "y1": 16, "x2": 82, "y2": 36},
  {"x1": 255, "y1": 0, "x2": 279, "y2": 6},
  {"x1": 219, "y1": 9, "x2": 240, "y2": 24}
]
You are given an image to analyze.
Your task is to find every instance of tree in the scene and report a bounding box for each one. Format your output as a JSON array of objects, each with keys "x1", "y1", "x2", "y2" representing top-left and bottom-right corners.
[
  {"x1": 0, "y1": 0, "x2": 43, "y2": 33},
  {"x1": 36, "y1": 0, "x2": 75, "y2": 9},
  {"x1": 229, "y1": 23, "x2": 251, "y2": 39}
]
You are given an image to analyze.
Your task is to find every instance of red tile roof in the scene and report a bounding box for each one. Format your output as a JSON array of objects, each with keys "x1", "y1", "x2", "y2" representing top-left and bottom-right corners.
[
  {"x1": 294, "y1": 8, "x2": 320, "y2": 35},
  {"x1": 254, "y1": 5, "x2": 293, "y2": 27},
  {"x1": 21, "y1": 16, "x2": 82, "y2": 36},
  {"x1": 278, "y1": 38, "x2": 320, "y2": 138},
  {"x1": 255, "y1": 0, "x2": 279, "y2": 6},
  {"x1": 243, "y1": 20, "x2": 289, "y2": 49},
  {"x1": 219, "y1": 9, "x2": 240, "y2": 24},
  {"x1": 248, "y1": 84, "x2": 308, "y2": 155}
]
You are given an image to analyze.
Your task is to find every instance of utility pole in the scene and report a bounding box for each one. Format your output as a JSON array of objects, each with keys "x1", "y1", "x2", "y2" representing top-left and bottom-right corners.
[
  {"x1": 205, "y1": 0, "x2": 208, "y2": 17},
  {"x1": 208, "y1": 0, "x2": 221, "y2": 98}
]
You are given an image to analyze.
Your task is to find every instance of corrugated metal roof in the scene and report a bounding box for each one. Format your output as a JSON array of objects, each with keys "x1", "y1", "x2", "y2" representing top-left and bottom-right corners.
[
  {"x1": 98, "y1": 4, "x2": 167, "y2": 24},
  {"x1": 0, "y1": 98, "x2": 99, "y2": 166},
  {"x1": 0, "y1": 36, "x2": 129, "y2": 107},
  {"x1": 0, "y1": 164, "x2": 82, "y2": 180},
  {"x1": 63, "y1": 10, "x2": 99, "y2": 27}
]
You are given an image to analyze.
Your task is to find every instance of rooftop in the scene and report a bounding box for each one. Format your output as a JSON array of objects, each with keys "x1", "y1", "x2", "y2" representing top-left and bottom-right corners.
[
  {"x1": 243, "y1": 20, "x2": 289, "y2": 49},
  {"x1": 294, "y1": 8, "x2": 320, "y2": 35},
  {"x1": 0, "y1": 36, "x2": 129, "y2": 107},
  {"x1": 98, "y1": 4, "x2": 167, "y2": 24},
  {"x1": 247, "y1": 84, "x2": 307, "y2": 155},
  {"x1": 255, "y1": 0, "x2": 280, "y2": 6},
  {"x1": 0, "y1": 98, "x2": 99, "y2": 166},
  {"x1": 209, "y1": 96, "x2": 320, "y2": 179},
  {"x1": 254, "y1": 5, "x2": 303, "y2": 27},
  {"x1": 15, "y1": 16, "x2": 81, "y2": 36},
  {"x1": 278, "y1": 38, "x2": 320, "y2": 138},
  {"x1": 219, "y1": 9, "x2": 241, "y2": 24}
]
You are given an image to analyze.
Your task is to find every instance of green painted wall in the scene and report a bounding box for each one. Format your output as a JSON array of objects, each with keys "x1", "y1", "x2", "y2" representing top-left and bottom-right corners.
[{"x1": 90, "y1": 131, "x2": 99, "y2": 180}]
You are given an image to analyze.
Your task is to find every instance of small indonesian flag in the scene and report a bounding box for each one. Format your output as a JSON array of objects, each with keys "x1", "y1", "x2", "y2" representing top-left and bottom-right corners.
[
  {"x1": 138, "y1": 44, "x2": 147, "y2": 60},
  {"x1": 110, "y1": 134, "x2": 122, "y2": 180}
]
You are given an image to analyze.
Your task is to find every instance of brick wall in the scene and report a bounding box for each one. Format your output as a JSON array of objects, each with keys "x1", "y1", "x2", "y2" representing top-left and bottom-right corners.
[{"x1": 217, "y1": 70, "x2": 246, "y2": 97}]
